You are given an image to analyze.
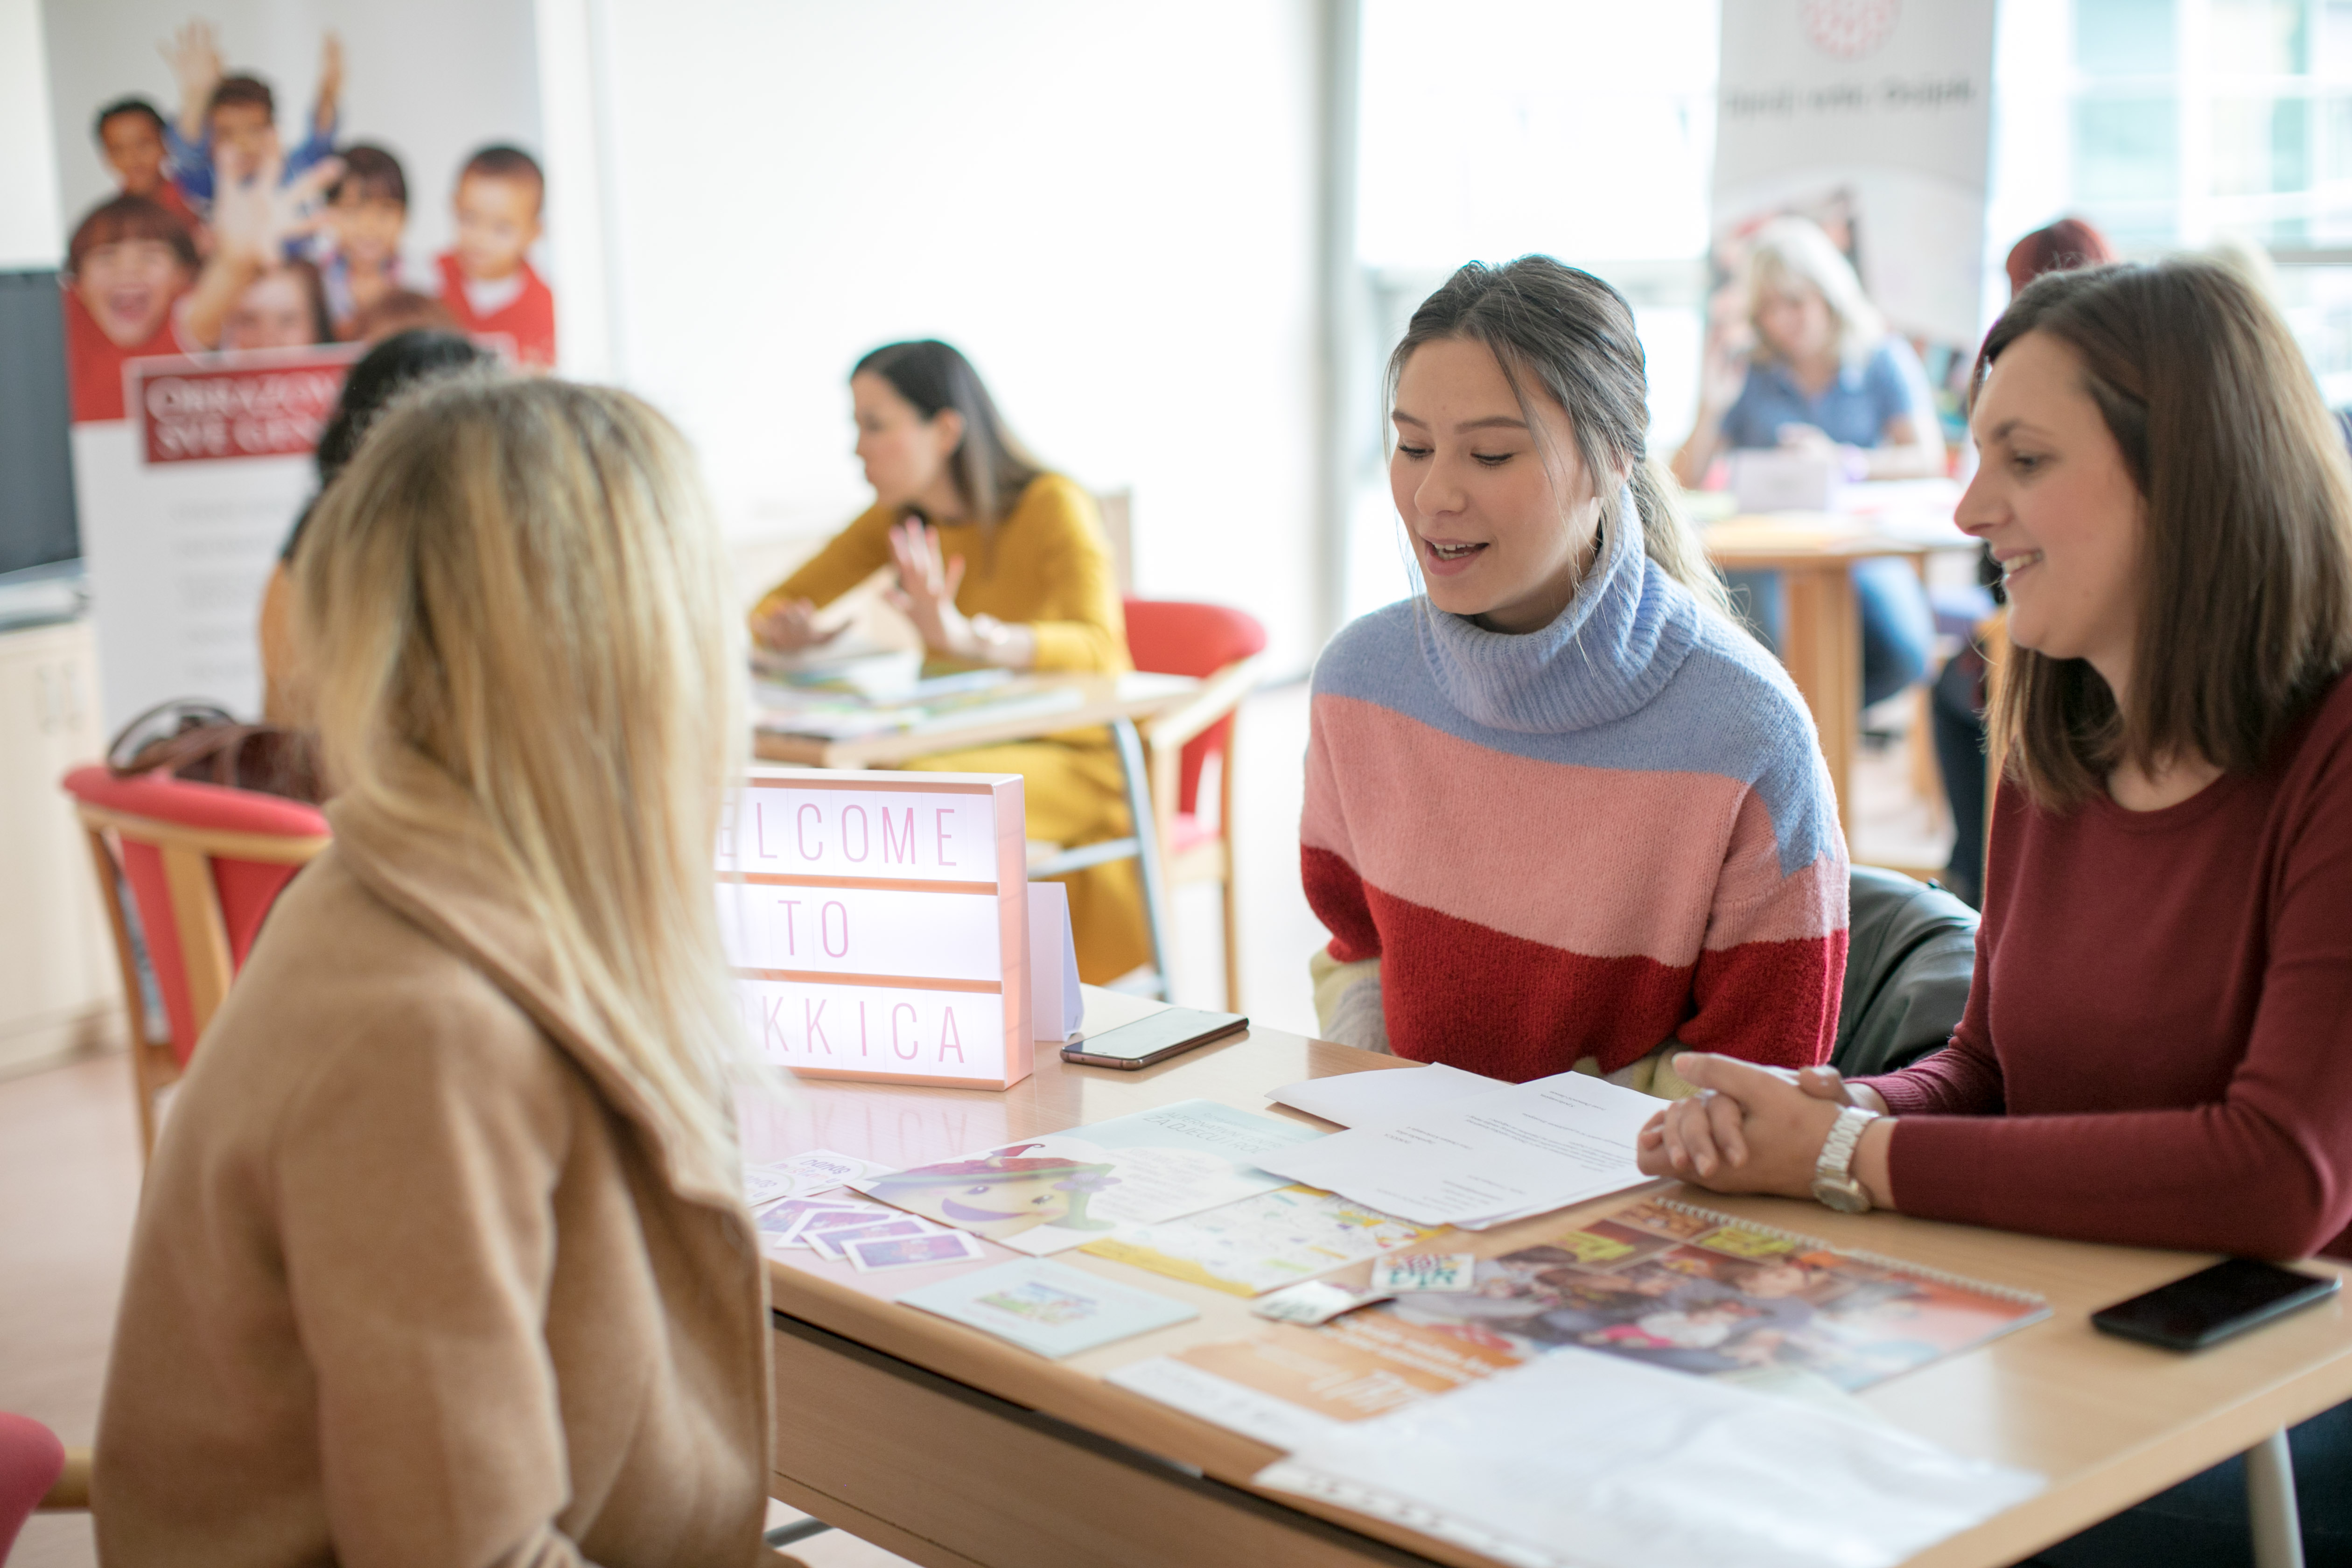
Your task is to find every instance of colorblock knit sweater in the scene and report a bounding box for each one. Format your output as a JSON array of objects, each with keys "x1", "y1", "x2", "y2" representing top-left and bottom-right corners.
[{"x1": 1301, "y1": 493, "x2": 1849, "y2": 1082}]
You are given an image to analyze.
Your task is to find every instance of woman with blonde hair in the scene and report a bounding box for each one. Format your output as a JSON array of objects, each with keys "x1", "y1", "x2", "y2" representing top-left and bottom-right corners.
[
  {"x1": 94, "y1": 375, "x2": 790, "y2": 1567},
  {"x1": 1674, "y1": 215, "x2": 1942, "y2": 710}
]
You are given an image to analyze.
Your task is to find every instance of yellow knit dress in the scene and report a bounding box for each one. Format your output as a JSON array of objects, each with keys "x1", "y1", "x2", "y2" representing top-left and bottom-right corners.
[{"x1": 751, "y1": 474, "x2": 1149, "y2": 983}]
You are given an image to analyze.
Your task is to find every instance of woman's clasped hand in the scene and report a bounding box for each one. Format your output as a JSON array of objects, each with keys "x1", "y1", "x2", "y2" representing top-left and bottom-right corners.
[{"x1": 1637, "y1": 1056, "x2": 1893, "y2": 1206}]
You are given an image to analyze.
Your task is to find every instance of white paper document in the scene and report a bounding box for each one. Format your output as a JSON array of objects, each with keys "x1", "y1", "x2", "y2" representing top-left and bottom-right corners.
[
  {"x1": 1251, "y1": 1071, "x2": 1661, "y2": 1228},
  {"x1": 1266, "y1": 1062, "x2": 1503, "y2": 1127},
  {"x1": 1027, "y1": 882, "x2": 1085, "y2": 1041},
  {"x1": 1255, "y1": 1349, "x2": 2043, "y2": 1568}
]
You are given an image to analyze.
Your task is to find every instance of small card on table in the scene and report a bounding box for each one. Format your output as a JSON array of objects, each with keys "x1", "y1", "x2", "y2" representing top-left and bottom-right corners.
[
  {"x1": 1370, "y1": 1253, "x2": 1477, "y2": 1294},
  {"x1": 897, "y1": 1258, "x2": 1198, "y2": 1356},
  {"x1": 846, "y1": 1230, "x2": 987, "y2": 1273},
  {"x1": 1249, "y1": 1280, "x2": 1391, "y2": 1327}
]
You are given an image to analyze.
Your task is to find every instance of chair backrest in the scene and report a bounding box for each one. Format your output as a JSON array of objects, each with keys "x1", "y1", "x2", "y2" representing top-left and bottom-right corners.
[
  {"x1": 1831, "y1": 866, "x2": 1980, "y2": 1079},
  {"x1": 61, "y1": 766, "x2": 330, "y2": 1066},
  {"x1": 0, "y1": 1412, "x2": 66, "y2": 1552},
  {"x1": 1121, "y1": 598, "x2": 1268, "y2": 814}
]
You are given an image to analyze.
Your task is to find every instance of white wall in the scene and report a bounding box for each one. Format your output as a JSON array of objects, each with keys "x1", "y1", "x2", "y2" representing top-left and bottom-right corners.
[
  {"x1": 0, "y1": 0, "x2": 64, "y2": 266},
  {"x1": 595, "y1": 0, "x2": 1329, "y2": 675}
]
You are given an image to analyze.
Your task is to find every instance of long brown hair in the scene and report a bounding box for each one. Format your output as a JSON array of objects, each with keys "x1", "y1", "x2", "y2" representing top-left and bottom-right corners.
[
  {"x1": 1390, "y1": 256, "x2": 1729, "y2": 616},
  {"x1": 1976, "y1": 261, "x2": 2352, "y2": 807},
  {"x1": 855, "y1": 339, "x2": 1044, "y2": 528}
]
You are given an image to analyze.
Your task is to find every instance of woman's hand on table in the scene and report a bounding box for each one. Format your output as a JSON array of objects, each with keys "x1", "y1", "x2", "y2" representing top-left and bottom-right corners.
[
  {"x1": 1636, "y1": 1054, "x2": 1896, "y2": 1208},
  {"x1": 884, "y1": 518, "x2": 1035, "y2": 668},
  {"x1": 749, "y1": 596, "x2": 844, "y2": 654}
]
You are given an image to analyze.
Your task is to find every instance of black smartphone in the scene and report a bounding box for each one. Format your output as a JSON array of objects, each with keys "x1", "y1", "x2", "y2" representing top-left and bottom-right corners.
[
  {"x1": 1060, "y1": 1008, "x2": 1248, "y2": 1071},
  {"x1": 2091, "y1": 1259, "x2": 2340, "y2": 1351}
]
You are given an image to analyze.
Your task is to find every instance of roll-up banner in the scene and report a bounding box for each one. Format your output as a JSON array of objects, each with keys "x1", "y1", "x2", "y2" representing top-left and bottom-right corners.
[
  {"x1": 1711, "y1": 0, "x2": 1998, "y2": 399},
  {"x1": 39, "y1": 1, "x2": 552, "y2": 729}
]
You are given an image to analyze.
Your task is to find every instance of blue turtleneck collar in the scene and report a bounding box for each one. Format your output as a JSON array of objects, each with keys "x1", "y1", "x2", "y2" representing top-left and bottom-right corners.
[{"x1": 1414, "y1": 487, "x2": 1703, "y2": 735}]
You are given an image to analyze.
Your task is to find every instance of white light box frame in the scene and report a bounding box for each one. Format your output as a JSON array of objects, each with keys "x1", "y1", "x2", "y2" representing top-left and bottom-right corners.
[{"x1": 718, "y1": 767, "x2": 1033, "y2": 1089}]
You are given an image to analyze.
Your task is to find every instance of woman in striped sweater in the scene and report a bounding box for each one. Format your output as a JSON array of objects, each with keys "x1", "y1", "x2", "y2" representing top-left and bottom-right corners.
[{"x1": 1302, "y1": 257, "x2": 1848, "y2": 1093}]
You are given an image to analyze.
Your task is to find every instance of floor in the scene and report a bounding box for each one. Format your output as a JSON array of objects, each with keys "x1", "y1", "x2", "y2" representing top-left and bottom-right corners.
[{"x1": 0, "y1": 677, "x2": 1949, "y2": 1568}]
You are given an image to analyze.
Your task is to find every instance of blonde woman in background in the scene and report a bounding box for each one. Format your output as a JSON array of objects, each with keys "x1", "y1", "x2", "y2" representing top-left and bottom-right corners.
[
  {"x1": 1673, "y1": 216, "x2": 1942, "y2": 710},
  {"x1": 94, "y1": 377, "x2": 795, "y2": 1568}
]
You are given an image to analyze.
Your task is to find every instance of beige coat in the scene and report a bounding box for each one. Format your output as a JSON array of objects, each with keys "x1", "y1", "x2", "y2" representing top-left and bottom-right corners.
[{"x1": 94, "y1": 767, "x2": 774, "y2": 1567}]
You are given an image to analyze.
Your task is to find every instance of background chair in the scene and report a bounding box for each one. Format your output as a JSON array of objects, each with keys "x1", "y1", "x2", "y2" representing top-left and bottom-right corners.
[
  {"x1": 1831, "y1": 865, "x2": 1980, "y2": 1079},
  {"x1": 1, "y1": 1412, "x2": 71, "y2": 1560},
  {"x1": 1121, "y1": 599, "x2": 1266, "y2": 1010},
  {"x1": 60, "y1": 767, "x2": 330, "y2": 1159}
]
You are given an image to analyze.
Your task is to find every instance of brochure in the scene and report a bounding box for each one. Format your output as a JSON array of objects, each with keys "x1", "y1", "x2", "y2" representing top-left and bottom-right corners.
[
  {"x1": 897, "y1": 1258, "x2": 1198, "y2": 1357},
  {"x1": 1379, "y1": 1200, "x2": 2048, "y2": 1393},
  {"x1": 854, "y1": 1099, "x2": 1325, "y2": 1256},
  {"x1": 1107, "y1": 1309, "x2": 1527, "y2": 1451},
  {"x1": 1109, "y1": 1199, "x2": 2049, "y2": 1450},
  {"x1": 1080, "y1": 1184, "x2": 1445, "y2": 1296},
  {"x1": 1255, "y1": 1349, "x2": 2042, "y2": 1568}
]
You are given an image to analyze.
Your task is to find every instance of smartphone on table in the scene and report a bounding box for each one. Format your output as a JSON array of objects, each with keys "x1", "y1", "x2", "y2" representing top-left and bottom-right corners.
[
  {"x1": 2091, "y1": 1259, "x2": 2340, "y2": 1351},
  {"x1": 1060, "y1": 1008, "x2": 1247, "y2": 1071}
]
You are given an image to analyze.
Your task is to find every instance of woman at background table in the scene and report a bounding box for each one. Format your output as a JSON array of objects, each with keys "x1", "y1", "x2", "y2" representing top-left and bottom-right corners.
[
  {"x1": 750, "y1": 340, "x2": 1145, "y2": 983},
  {"x1": 1645, "y1": 259, "x2": 2352, "y2": 1567},
  {"x1": 1303, "y1": 257, "x2": 1848, "y2": 1092},
  {"x1": 96, "y1": 377, "x2": 791, "y2": 1565},
  {"x1": 1671, "y1": 216, "x2": 1940, "y2": 710},
  {"x1": 257, "y1": 327, "x2": 491, "y2": 724}
]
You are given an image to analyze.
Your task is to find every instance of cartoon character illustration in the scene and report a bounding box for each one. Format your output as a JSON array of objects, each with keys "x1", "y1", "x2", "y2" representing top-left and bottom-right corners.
[{"x1": 863, "y1": 1143, "x2": 1121, "y2": 1242}]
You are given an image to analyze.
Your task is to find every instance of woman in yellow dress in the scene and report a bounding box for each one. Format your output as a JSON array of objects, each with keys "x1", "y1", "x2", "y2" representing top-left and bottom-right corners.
[{"x1": 750, "y1": 340, "x2": 1146, "y2": 983}]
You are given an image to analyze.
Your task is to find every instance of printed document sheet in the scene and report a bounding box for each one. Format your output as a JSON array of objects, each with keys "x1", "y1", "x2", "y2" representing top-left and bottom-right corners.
[{"x1": 1253, "y1": 1071, "x2": 1662, "y2": 1228}]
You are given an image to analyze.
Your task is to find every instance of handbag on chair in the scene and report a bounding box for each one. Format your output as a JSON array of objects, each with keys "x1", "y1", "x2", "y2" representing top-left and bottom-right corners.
[{"x1": 105, "y1": 700, "x2": 326, "y2": 806}]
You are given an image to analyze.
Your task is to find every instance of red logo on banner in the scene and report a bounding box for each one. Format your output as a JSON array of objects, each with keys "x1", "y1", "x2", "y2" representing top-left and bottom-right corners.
[
  {"x1": 133, "y1": 347, "x2": 361, "y2": 465},
  {"x1": 1803, "y1": 0, "x2": 1900, "y2": 62}
]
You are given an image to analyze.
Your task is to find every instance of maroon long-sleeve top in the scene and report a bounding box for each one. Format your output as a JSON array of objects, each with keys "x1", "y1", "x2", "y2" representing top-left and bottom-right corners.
[{"x1": 1858, "y1": 670, "x2": 2352, "y2": 1260}]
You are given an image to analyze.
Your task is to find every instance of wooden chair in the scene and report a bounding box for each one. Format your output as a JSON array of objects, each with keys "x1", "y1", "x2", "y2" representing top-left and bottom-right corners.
[
  {"x1": 2, "y1": 1411, "x2": 76, "y2": 1552},
  {"x1": 1123, "y1": 600, "x2": 1266, "y2": 1010},
  {"x1": 60, "y1": 767, "x2": 330, "y2": 1158}
]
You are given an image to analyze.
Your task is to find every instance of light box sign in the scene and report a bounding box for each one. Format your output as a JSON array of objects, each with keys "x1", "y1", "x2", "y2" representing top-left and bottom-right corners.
[{"x1": 718, "y1": 768, "x2": 1033, "y2": 1090}]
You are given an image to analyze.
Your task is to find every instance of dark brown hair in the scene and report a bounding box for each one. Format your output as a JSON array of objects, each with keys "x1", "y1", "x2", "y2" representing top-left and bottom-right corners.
[
  {"x1": 854, "y1": 339, "x2": 1044, "y2": 529},
  {"x1": 1389, "y1": 256, "x2": 1728, "y2": 614},
  {"x1": 2003, "y1": 217, "x2": 2114, "y2": 297},
  {"x1": 1976, "y1": 261, "x2": 2352, "y2": 807},
  {"x1": 92, "y1": 97, "x2": 165, "y2": 141},
  {"x1": 460, "y1": 144, "x2": 544, "y2": 213},
  {"x1": 331, "y1": 143, "x2": 408, "y2": 206},
  {"x1": 206, "y1": 75, "x2": 274, "y2": 121},
  {"x1": 66, "y1": 194, "x2": 198, "y2": 277}
]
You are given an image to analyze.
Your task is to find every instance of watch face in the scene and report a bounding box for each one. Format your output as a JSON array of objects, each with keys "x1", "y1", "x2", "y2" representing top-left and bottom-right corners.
[{"x1": 1811, "y1": 1176, "x2": 1870, "y2": 1214}]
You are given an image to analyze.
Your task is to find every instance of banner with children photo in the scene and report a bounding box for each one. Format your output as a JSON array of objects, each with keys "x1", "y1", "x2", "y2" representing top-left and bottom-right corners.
[{"x1": 39, "y1": 0, "x2": 555, "y2": 728}]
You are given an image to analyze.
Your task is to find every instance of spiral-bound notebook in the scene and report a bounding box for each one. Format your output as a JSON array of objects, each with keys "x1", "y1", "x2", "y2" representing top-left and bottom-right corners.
[{"x1": 1378, "y1": 1198, "x2": 2050, "y2": 1393}]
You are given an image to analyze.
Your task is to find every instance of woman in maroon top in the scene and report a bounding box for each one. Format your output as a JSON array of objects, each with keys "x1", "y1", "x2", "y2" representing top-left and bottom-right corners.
[{"x1": 1641, "y1": 259, "x2": 2352, "y2": 1567}]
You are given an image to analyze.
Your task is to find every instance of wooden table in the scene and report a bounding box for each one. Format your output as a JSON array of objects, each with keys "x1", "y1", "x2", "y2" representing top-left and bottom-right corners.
[
  {"x1": 744, "y1": 991, "x2": 2352, "y2": 1568},
  {"x1": 1705, "y1": 512, "x2": 1974, "y2": 839},
  {"x1": 753, "y1": 672, "x2": 1197, "y2": 997}
]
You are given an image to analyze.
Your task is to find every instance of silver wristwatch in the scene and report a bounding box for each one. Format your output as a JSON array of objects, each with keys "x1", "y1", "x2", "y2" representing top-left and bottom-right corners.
[{"x1": 1810, "y1": 1104, "x2": 1882, "y2": 1213}]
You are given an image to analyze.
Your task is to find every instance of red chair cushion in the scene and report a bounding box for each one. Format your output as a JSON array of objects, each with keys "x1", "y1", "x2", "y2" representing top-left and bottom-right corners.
[
  {"x1": 1169, "y1": 811, "x2": 1221, "y2": 857},
  {"x1": 1122, "y1": 600, "x2": 1267, "y2": 816},
  {"x1": 62, "y1": 766, "x2": 328, "y2": 1065},
  {"x1": 0, "y1": 1412, "x2": 65, "y2": 1554}
]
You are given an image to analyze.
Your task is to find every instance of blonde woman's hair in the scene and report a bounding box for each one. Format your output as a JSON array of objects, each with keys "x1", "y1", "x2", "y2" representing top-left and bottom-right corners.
[
  {"x1": 294, "y1": 373, "x2": 763, "y2": 1178},
  {"x1": 1746, "y1": 216, "x2": 1885, "y2": 366}
]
